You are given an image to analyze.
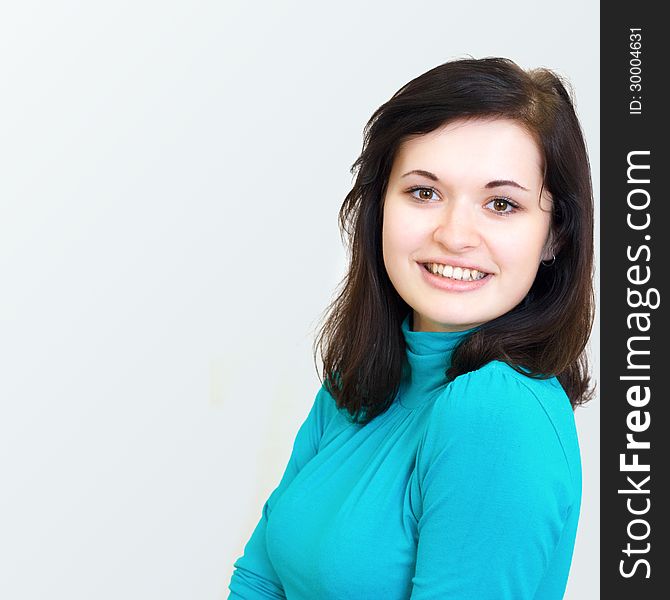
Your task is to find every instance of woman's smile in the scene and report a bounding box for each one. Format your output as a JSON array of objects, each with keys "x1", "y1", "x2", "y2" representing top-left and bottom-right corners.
[
  {"x1": 418, "y1": 261, "x2": 493, "y2": 292},
  {"x1": 420, "y1": 260, "x2": 491, "y2": 280}
]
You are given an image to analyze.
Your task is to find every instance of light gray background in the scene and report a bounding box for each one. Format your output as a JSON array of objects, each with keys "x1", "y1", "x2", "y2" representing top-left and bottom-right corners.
[{"x1": 0, "y1": 1, "x2": 599, "y2": 598}]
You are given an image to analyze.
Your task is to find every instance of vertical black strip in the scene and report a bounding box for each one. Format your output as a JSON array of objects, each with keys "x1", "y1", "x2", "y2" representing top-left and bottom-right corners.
[{"x1": 601, "y1": 3, "x2": 667, "y2": 596}]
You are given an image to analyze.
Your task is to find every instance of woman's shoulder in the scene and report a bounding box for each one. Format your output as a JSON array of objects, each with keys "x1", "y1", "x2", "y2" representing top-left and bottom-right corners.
[
  {"x1": 306, "y1": 380, "x2": 359, "y2": 436},
  {"x1": 441, "y1": 359, "x2": 574, "y2": 424},
  {"x1": 310, "y1": 380, "x2": 348, "y2": 424},
  {"x1": 429, "y1": 359, "x2": 582, "y2": 490}
]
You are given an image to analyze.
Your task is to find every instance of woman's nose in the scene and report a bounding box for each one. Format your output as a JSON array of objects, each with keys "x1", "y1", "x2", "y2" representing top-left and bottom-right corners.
[{"x1": 432, "y1": 202, "x2": 481, "y2": 252}]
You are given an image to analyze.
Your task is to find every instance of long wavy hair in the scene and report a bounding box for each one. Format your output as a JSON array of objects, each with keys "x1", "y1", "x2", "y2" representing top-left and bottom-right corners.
[{"x1": 313, "y1": 56, "x2": 595, "y2": 425}]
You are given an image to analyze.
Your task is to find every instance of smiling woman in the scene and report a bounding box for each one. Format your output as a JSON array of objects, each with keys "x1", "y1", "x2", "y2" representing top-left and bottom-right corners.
[
  {"x1": 229, "y1": 57, "x2": 595, "y2": 600},
  {"x1": 383, "y1": 117, "x2": 555, "y2": 332}
]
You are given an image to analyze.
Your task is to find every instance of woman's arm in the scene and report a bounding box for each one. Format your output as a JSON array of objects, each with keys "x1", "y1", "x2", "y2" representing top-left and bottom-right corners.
[
  {"x1": 228, "y1": 384, "x2": 331, "y2": 599},
  {"x1": 410, "y1": 362, "x2": 579, "y2": 599}
]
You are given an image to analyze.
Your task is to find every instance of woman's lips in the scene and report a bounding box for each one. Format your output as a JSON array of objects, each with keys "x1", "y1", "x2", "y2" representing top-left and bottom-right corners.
[{"x1": 418, "y1": 262, "x2": 492, "y2": 292}]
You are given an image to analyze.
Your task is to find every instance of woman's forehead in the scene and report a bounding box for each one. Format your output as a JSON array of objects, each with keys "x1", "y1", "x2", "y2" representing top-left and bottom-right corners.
[{"x1": 392, "y1": 118, "x2": 545, "y2": 188}]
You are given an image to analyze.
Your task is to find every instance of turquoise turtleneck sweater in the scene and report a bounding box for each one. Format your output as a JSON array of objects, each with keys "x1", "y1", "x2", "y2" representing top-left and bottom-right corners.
[{"x1": 228, "y1": 313, "x2": 582, "y2": 599}]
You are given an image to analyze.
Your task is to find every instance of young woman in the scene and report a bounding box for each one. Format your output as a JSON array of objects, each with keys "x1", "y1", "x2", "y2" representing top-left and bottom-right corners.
[{"x1": 228, "y1": 56, "x2": 595, "y2": 599}]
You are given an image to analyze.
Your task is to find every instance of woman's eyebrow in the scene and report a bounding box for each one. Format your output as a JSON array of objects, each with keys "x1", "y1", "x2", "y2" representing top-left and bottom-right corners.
[
  {"x1": 401, "y1": 169, "x2": 440, "y2": 181},
  {"x1": 485, "y1": 179, "x2": 530, "y2": 192},
  {"x1": 401, "y1": 170, "x2": 530, "y2": 192}
]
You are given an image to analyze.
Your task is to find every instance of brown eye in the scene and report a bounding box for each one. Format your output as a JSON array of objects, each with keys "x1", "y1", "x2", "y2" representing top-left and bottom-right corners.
[
  {"x1": 493, "y1": 199, "x2": 509, "y2": 212},
  {"x1": 408, "y1": 187, "x2": 439, "y2": 203},
  {"x1": 486, "y1": 197, "x2": 519, "y2": 216}
]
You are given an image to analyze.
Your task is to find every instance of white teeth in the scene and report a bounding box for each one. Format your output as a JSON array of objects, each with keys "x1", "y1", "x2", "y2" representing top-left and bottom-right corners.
[{"x1": 424, "y1": 263, "x2": 487, "y2": 281}]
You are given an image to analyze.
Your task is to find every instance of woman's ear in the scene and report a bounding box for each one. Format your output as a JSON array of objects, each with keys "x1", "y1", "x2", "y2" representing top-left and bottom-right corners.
[
  {"x1": 540, "y1": 190, "x2": 560, "y2": 262},
  {"x1": 541, "y1": 229, "x2": 559, "y2": 262}
]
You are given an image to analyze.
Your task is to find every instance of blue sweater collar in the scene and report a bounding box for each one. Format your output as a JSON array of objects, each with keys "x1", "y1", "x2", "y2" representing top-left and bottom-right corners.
[{"x1": 399, "y1": 312, "x2": 477, "y2": 409}]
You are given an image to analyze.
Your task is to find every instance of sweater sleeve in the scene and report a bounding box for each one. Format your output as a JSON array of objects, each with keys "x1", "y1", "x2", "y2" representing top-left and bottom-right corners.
[
  {"x1": 228, "y1": 384, "x2": 331, "y2": 599},
  {"x1": 410, "y1": 362, "x2": 575, "y2": 600}
]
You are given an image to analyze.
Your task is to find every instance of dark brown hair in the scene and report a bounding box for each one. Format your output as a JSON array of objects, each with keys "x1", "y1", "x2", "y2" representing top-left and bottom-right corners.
[{"x1": 313, "y1": 56, "x2": 595, "y2": 425}]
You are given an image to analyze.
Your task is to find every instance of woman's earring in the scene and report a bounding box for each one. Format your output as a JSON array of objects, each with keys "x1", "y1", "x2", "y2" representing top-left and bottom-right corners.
[{"x1": 541, "y1": 253, "x2": 556, "y2": 267}]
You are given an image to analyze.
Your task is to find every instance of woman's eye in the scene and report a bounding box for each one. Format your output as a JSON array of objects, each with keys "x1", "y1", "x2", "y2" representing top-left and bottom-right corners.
[
  {"x1": 486, "y1": 197, "x2": 518, "y2": 215},
  {"x1": 409, "y1": 187, "x2": 439, "y2": 202}
]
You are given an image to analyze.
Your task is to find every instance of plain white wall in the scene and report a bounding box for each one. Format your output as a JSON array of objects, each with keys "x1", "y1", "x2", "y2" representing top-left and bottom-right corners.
[{"x1": 0, "y1": 1, "x2": 599, "y2": 598}]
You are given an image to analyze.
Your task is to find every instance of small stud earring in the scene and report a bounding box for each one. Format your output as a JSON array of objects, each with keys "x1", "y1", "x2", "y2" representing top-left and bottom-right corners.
[{"x1": 541, "y1": 253, "x2": 556, "y2": 267}]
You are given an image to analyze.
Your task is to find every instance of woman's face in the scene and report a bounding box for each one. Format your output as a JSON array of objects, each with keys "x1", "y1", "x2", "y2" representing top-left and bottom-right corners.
[{"x1": 382, "y1": 117, "x2": 554, "y2": 333}]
